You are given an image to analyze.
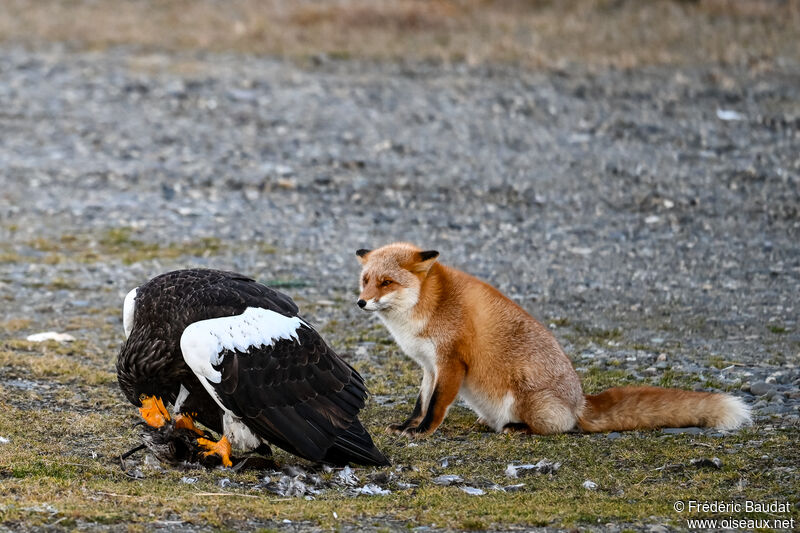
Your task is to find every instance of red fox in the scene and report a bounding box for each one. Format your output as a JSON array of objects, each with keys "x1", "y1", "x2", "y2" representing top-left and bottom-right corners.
[{"x1": 355, "y1": 242, "x2": 751, "y2": 437}]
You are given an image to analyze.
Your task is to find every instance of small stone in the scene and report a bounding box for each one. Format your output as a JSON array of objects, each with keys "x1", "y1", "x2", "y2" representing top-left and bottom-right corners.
[
  {"x1": 716, "y1": 108, "x2": 745, "y2": 121},
  {"x1": 656, "y1": 353, "x2": 667, "y2": 362},
  {"x1": 764, "y1": 387, "x2": 778, "y2": 399},
  {"x1": 607, "y1": 432, "x2": 622, "y2": 440},
  {"x1": 582, "y1": 480, "x2": 598, "y2": 490},
  {"x1": 661, "y1": 427, "x2": 703, "y2": 435},
  {"x1": 750, "y1": 381, "x2": 774, "y2": 396}
]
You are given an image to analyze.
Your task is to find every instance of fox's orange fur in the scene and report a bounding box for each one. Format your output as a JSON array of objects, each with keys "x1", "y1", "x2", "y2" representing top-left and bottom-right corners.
[{"x1": 356, "y1": 242, "x2": 751, "y2": 437}]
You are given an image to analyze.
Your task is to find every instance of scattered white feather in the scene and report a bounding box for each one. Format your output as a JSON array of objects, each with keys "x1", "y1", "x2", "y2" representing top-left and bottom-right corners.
[
  {"x1": 432, "y1": 474, "x2": 463, "y2": 486},
  {"x1": 460, "y1": 486, "x2": 485, "y2": 496},
  {"x1": 355, "y1": 484, "x2": 390, "y2": 496},
  {"x1": 505, "y1": 459, "x2": 561, "y2": 478},
  {"x1": 26, "y1": 332, "x2": 75, "y2": 343},
  {"x1": 335, "y1": 466, "x2": 359, "y2": 487},
  {"x1": 0, "y1": 436, "x2": 9, "y2": 444},
  {"x1": 582, "y1": 480, "x2": 598, "y2": 490}
]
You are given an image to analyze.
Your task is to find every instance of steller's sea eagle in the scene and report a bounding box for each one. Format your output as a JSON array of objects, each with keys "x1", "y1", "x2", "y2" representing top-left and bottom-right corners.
[{"x1": 116, "y1": 268, "x2": 389, "y2": 467}]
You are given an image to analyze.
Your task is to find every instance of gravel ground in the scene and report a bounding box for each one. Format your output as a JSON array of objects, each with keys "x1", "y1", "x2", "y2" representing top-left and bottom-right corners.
[{"x1": 0, "y1": 44, "x2": 798, "y2": 530}]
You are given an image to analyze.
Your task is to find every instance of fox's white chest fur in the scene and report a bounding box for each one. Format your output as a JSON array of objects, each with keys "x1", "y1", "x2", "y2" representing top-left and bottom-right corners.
[
  {"x1": 378, "y1": 308, "x2": 518, "y2": 431},
  {"x1": 378, "y1": 312, "x2": 437, "y2": 374}
]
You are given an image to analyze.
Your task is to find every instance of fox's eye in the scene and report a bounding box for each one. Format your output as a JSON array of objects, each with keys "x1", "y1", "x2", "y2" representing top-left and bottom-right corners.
[{"x1": 380, "y1": 279, "x2": 393, "y2": 287}]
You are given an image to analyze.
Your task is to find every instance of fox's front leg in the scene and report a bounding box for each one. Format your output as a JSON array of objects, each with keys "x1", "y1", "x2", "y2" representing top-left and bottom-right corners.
[
  {"x1": 402, "y1": 358, "x2": 466, "y2": 438},
  {"x1": 387, "y1": 370, "x2": 433, "y2": 434}
]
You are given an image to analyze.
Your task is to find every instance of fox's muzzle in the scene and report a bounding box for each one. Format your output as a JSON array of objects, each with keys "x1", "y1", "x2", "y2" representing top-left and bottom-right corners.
[{"x1": 357, "y1": 299, "x2": 367, "y2": 309}]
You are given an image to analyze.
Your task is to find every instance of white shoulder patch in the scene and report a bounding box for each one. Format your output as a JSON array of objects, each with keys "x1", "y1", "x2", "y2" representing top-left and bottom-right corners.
[
  {"x1": 123, "y1": 288, "x2": 138, "y2": 339},
  {"x1": 180, "y1": 307, "x2": 304, "y2": 385}
]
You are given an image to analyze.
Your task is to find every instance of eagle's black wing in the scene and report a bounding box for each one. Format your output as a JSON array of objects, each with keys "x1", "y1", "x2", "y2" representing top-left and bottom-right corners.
[
  {"x1": 118, "y1": 269, "x2": 299, "y2": 408},
  {"x1": 180, "y1": 306, "x2": 388, "y2": 466}
]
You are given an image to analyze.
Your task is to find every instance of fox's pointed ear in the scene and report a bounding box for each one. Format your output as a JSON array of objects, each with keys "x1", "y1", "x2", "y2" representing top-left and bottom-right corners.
[
  {"x1": 356, "y1": 249, "x2": 371, "y2": 264},
  {"x1": 412, "y1": 250, "x2": 439, "y2": 273}
]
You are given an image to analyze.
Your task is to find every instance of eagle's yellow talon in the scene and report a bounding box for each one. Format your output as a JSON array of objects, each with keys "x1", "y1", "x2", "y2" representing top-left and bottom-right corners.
[
  {"x1": 174, "y1": 414, "x2": 204, "y2": 435},
  {"x1": 197, "y1": 435, "x2": 233, "y2": 467},
  {"x1": 139, "y1": 396, "x2": 170, "y2": 428}
]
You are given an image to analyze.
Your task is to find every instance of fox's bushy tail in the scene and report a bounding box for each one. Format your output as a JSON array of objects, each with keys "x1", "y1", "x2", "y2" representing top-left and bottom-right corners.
[{"x1": 577, "y1": 386, "x2": 751, "y2": 432}]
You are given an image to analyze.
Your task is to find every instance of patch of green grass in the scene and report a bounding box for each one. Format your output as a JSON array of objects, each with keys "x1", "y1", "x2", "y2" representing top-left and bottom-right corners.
[
  {"x1": 0, "y1": 318, "x2": 31, "y2": 332},
  {"x1": 46, "y1": 277, "x2": 77, "y2": 290},
  {"x1": 655, "y1": 369, "x2": 701, "y2": 389},
  {"x1": 630, "y1": 343, "x2": 656, "y2": 351},
  {"x1": 548, "y1": 317, "x2": 571, "y2": 328},
  {"x1": 1, "y1": 314, "x2": 798, "y2": 531},
  {"x1": 573, "y1": 324, "x2": 623, "y2": 342},
  {"x1": 707, "y1": 355, "x2": 728, "y2": 369},
  {"x1": 0, "y1": 340, "x2": 115, "y2": 386},
  {"x1": 769, "y1": 324, "x2": 788, "y2": 334},
  {"x1": 0, "y1": 251, "x2": 23, "y2": 263},
  {"x1": 25, "y1": 228, "x2": 224, "y2": 266},
  {"x1": 580, "y1": 367, "x2": 638, "y2": 394}
]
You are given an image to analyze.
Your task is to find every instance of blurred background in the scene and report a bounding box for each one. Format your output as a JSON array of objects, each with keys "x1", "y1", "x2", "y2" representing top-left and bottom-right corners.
[
  {"x1": 1, "y1": 0, "x2": 797, "y2": 68},
  {"x1": 0, "y1": 1, "x2": 798, "y2": 531}
]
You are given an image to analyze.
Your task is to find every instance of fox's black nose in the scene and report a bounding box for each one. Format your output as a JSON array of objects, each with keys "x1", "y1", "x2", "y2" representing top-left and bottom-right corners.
[{"x1": 357, "y1": 299, "x2": 367, "y2": 308}]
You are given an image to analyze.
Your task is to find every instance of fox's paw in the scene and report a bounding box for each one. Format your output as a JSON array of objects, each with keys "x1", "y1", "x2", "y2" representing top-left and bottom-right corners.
[
  {"x1": 400, "y1": 427, "x2": 433, "y2": 439},
  {"x1": 502, "y1": 422, "x2": 532, "y2": 434},
  {"x1": 386, "y1": 423, "x2": 413, "y2": 435}
]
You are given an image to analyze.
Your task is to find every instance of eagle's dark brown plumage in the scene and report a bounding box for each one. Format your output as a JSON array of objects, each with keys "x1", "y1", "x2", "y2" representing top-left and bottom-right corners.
[{"x1": 117, "y1": 268, "x2": 388, "y2": 467}]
